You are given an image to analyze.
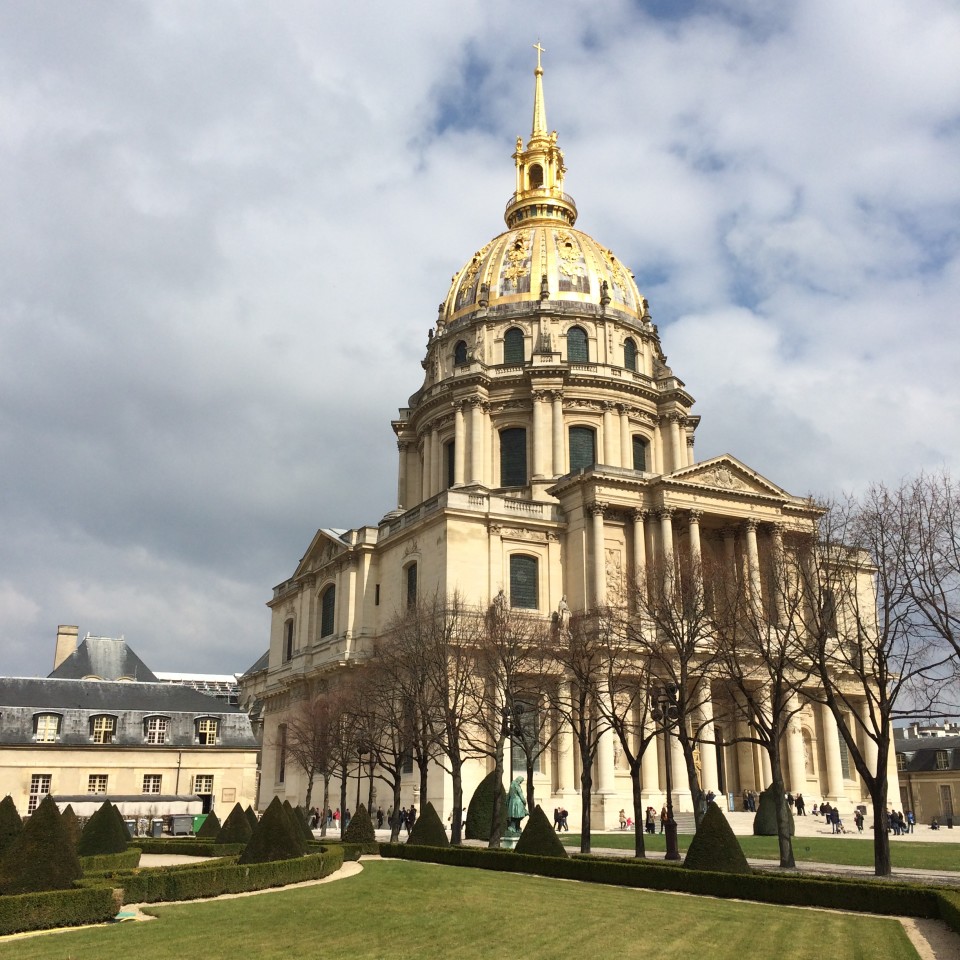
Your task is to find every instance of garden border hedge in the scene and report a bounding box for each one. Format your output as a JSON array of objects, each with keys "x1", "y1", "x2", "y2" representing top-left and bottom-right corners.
[
  {"x1": 132, "y1": 839, "x2": 244, "y2": 857},
  {"x1": 380, "y1": 843, "x2": 960, "y2": 933},
  {"x1": 0, "y1": 886, "x2": 119, "y2": 936},
  {"x1": 79, "y1": 849, "x2": 142, "y2": 872}
]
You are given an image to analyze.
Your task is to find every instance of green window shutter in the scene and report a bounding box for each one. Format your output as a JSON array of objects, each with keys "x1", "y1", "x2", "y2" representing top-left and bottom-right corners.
[
  {"x1": 500, "y1": 428, "x2": 527, "y2": 486},
  {"x1": 569, "y1": 426, "x2": 595, "y2": 472},
  {"x1": 509, "y1": 555, "x2": 538, "y2": 609},
  {"x1": 632, "y1": 435, "x2": 647, "y2": 471},
  {"x1": 504, "y1": 328, "x2": 524, "y2": 364},
  {"x1": 320, "y1": 587, "x2": 336, "y2": 637},
  {"x1": 567, "y1": 326, "x2": 588, "y2": 362},
  {"x1": 406, "y1": 563, "x2": 418, "y2": 607},
  {"x1": 446, "y1": 440, "x2": 455, "y2": 488},
  {"x1": 624, "y1": 338, "x2": 637, "y2": 371}
]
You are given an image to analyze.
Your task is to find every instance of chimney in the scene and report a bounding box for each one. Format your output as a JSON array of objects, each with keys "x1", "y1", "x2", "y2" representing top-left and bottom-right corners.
[{"x1": 54, "y1": 624, "x2": 79, "y2": 670}]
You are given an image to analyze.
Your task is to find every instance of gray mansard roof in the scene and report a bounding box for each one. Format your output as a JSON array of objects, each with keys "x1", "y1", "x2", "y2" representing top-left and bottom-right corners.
[
  {"x1": 48, "y1": 636, "x2": 158, "y2": 682},
  {"x1": 894, "y1": 733, "x2": 960, "y2": 773},
  {"x1": 0, "y1": 677, "x2": 257, "y2": 749}
]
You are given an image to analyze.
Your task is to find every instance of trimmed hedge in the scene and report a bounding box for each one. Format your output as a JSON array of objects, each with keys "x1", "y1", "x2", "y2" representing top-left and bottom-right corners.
[
  {"x1": 380, "y1": 843, "x2": 945, "y2": 920},
  {"x1": 0, "y1": 794, "x2": 82, "y2": 894},
  {"x1": 78, "y1": 800, "x2": 129, "y2": 856},
  {"x1": 132, "y1": 839, "x2": 243, "y2": 857},
  {"x1": 343, "y1": 804, "x2": 375, "y2": 843},
  {"x1": 0, "y1": 886, "x2": 120, "y2": 936},
  {"x1": 754, "y1": 784, "x2": 795, "y2": 837},
  {"x1": 79, "y1": 849, "x2": 142, "y2": 872},
  {"x1": 245, "y1": 806, "x2": 259, "y2": 831},
  {"x1": 195, "y1": 810, "x2": 222, "y2": 839},
  {"x1": 514, "y1": 805, "x2": 568, "y2": 858},
  {"x1": 217, "y1": 803, "x2": 253, "y2": 844},
  {"x1": 0, "y1": 796, "x2": 22, "y2": 857},
  {"x1": 102, "y1": 849, "x2": 343, "y2": 904},
  {"x1": 61, "y1": 804, "x2": 81, "y2": 849},
  {"x1": 307, "y1": 839, "x2": 377, "y2": 859},
  {"x1": 684, "y1": 802, "x2": 750, "y2": 874},
  {"x1": 407, "y1": 802, "x2": 449, "y2": 847},
  {"x1": 465, "y1": 771, "x2": 508, "y2": 841},
  {"x1": 939, "y1": 890, "x2": 960, "y2": 935},
  {"x1": 240, "y1": 796, "x2": 305, "y2": 864}
]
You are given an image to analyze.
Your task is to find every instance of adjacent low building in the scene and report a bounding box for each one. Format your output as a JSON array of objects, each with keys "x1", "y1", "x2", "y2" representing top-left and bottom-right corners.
[{"x1": 895, "y1": 723, "x2": 960, "y2": 825}]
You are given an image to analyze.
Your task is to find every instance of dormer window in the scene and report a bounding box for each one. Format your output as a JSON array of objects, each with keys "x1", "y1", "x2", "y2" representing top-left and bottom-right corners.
[
  {"x1": 34, "y1": 713, "x2": 61, "y2": 743},
  {"x1": 90, "y1": 715, "x2": 116, "y2": 744},
  {"x1": 896, "y1": 752, "x2": 907, "y2": 772},
  {"x1": 196, "y1": 717, "x2": 219, "y2": 746},
  {"x1": 145, "y1": 716, "x2": 169, "y2": 744},
  {"x1": 936, "y1": 750, "x2": 950, "y2": 770}
]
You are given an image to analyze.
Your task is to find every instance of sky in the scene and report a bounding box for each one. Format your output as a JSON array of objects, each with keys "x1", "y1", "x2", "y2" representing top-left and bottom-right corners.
[{"x1": 1, "y1": 0, "x2": 959, "y2": 679}]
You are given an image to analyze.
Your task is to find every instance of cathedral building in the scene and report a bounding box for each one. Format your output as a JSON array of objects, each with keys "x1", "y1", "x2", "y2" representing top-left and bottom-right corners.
[{"x1": 252, "y1": 59, "x2": 898, "y2": 825}]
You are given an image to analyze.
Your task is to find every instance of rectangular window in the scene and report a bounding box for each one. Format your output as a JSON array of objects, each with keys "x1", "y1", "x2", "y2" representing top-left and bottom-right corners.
[
  {"x1": 510, "y1": 705, "x2": 541, "y2": 774},
  {"x1": 87, "y1": 774, "x2": 108, "y2": 794},
  {"x1": 283, "y1": 619, "x2": 294, "y2": 662},
  {"x1": 92, "y1": 716, "x2": 115, "y2": 744},
  {"x1": 568, "y1": 426, "x2": 596, "y2": 472},
  {"x1": 375, "y1": 584, "x2": 380, "y2": 606},
  {"x1": 509, "y1": 555, "x2": 539, "y2": 609},
  {"x1": 500, "y1": 428, "x2": 527, "y2": 487},
  {"x1": 28, "y1": 774, "x2": 51, "y2": 814},
  {"x1": 35, "y1": 714, "x2": 60, "y2": 743},
  {"x1": 632, "y1": 435, "x2": 647, "y2": 471},
  {"x1": 196, "y1": 718, "x2": 219, "y2": 746},
  {"x1": 193, "y1": 774, "x2": 214, "y2": 795},
  {"x1": 896, "y1": 753, "x2": 907, "y2": 772},
  {"x1": 837, "y1": 731, "x2": 852, "y2": 780},
  {"x1": 406, "y1": 563, "x2": 418, "y2": 607},
  {"x1": 278, "y1": 725, "x2": 287, "y2": 784},
  {"x1": 320, "y1": 587, "x2": 336, "y2": 638},
  {"x1": 936, "y1": 750, "x2": 950, "y2": 771},
  {"x1": 445, "y1": 440, "x2": 456, "y2": 489},
  {"x1": 142, "y1": 774, "x2": 162, "y2": 794},
  {"x1": 146, "y1": 717, "x2": 168, "y2": 744}
]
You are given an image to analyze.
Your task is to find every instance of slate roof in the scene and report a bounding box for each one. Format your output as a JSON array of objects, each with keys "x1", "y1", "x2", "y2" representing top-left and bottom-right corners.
[
  {"x1": 48, "y1": 636, "x2": 158, "y2": 682},
  {"x1": 241, "y1": 649, "x2": 269, "y2": 677},
  {"x1": 0, "y1": 677, "x2": 245, "y2": 714},
  {"x1": 894, "y1": 733, "x2": 960, "y2": 773}
]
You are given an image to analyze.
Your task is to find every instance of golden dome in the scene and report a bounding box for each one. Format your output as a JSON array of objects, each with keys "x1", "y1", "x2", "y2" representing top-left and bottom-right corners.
[{"x1": 439, "y1": 50, "x2": 646, "y2": 328}]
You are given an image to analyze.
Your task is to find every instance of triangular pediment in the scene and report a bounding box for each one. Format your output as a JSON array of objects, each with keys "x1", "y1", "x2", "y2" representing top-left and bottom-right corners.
[
  {"x1": 293, "y1": 527, "x2": 350, "y2": 578},
  {"x1": 668, "y1": 455, "x2": 790, "y2": 499}
]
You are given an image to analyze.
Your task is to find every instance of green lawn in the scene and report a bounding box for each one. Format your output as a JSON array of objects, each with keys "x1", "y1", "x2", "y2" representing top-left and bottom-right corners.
[
  {"x1": 2, "y1": 860, "x2": 920, "y2": 960},
  {"x1": 566, "y1": 832, "x2": 960, "y2": 870}
]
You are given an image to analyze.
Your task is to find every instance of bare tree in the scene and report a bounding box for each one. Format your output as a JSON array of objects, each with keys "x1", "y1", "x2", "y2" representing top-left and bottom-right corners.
[{"x1": 803, "y1": 492, "x2": 953, "y2": 876}]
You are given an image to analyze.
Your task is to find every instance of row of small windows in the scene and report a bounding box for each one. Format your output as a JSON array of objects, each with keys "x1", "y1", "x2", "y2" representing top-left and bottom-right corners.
[
  {"x1": 28, "y1": 773, "x2": 210, "y2": 810},
  {"x1": 31, "y1": 713, "x2": 219, "y2": 745},
  {"x1": 453, "y1": 329, "x2": 641, "y2": 369}
]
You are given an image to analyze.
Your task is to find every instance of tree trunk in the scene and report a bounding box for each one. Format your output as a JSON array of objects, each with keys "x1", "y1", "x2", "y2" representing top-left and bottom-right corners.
[
  {"x1": 418, "y1": 755, "x2": 429, "y2": 807},
  {"x1": 451, "y1": 759, "x2": 464, "y2": 845},
  {"x1": 631, "y1": 763, "x2": 646, "y2": 858},
  {"x1": 391, "y1": 778, "x2": 402, "y2": 843},
  {"x1": 579, "y1": 734, "x2": 593, "y2": 854},
  {"x1": 304, "y1": 770, "x2": 315, "y2": 815},
  {"x1": 320, "y1": 775, "x2": 330, "y2": 838},
  {"x1": 871, "y1": 782, "x2": 892, "y2": 876},
  {"x1": 339, "y1": 766, "x2": 348, "y2": 836},
  {"x1": 488, "y1": 732, "x2": 507, "y2": 848},
  {"x1": 769, "y1": 746, "x2": 795, "y2": 868}
]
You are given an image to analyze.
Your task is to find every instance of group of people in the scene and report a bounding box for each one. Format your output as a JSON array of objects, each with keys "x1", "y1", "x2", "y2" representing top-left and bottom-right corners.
[
  {"x1": 811, "y1": 801, "x2": 846, "y2": 833},
  {"x1": 552, "y1": 807, "x2": 570, "y2": 831},
  {"x1": 308, "y1": 807, "x2": 349, "y2": 830},
  {"x1": 885, "y1": 809, "x2": 915, "y2": 835},
  {"x1": 785, "y1": 792, "x2": 806, "y2": 815}
]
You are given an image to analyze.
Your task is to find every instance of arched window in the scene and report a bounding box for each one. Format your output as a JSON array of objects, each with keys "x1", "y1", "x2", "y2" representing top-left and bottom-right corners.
[
  {"x1": 503, "y1": 328, "x2": 524, "y2": 364},
  {"x1": 896, "y1": 752, "x2": 907, "y2": 772},
  {"x1": 566, "y1": 326, "x2": 588, "y2": 362},
  {"x1": 33, "y1": 714, "x2": 61, "y2": 743},
  {"x1": 283, "y1": 618, "x2": 294, "y2": 662},
  {"x1": 445, "y1": 439, "x2": 456, "y2": 488},
  {"x1": 144, "y1": 716, "x2": 169, "y2": 744},
  {"x1": 320, "y1": 586, "x2": 336, "y2": 638},
  {"x1": 509, "y1": 554, "x2": 539, "y2": 609},
  {"x1": 406, "y1": 563, "x2": 418, "y2": 607},
  {"x1": 624, "y1": 338, "x2": 638, "y2": 371},
  {"x1": 500, "y1": 428, "x2": 527, "y2": 487},
  {"x1": 90, "y1": 715, "x2": 117, "y2": 744},
  {"x1": 529, "y1": 163, "x2": 543, "y2": 189},
  {"x1": 569, "y1": 426, "x2": 596, "y2": 472},
  {"x1": 632, "y1": 435, "x2": 648, "y2": 472},
  {"x1": 454, "y1": 340, "x2": 468, "y2": 365}
]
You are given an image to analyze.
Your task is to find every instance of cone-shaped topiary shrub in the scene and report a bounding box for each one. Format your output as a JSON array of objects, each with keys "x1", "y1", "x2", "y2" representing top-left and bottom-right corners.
[
  {"x1": 753, "y1": 784, "x2": 795, "y2": 837},
  {"x1": 239, "y1": 796, "x2": 305, "y2": 864},
  {"x1": 343, "y1": 803, "x2": 375, "y2": 843},
  {"x1": 245, "y1": 805, "x2": 259, "y2": 831},
  {"x1": 60, "y1": 804, "x2": 81, "y2": 849},
  {"x1": 514, "y1": 804, "x2": 569, "y2": 858},
  {"x1": 78, "y1": 800, "x2": 130, "y2": 855},
  {"x1": 464, "y1": 771, "x2": 508, "y2": 841},
  {"x1": 685, "y1": 801, "x2": 751, "y2": 874},
  {"x1": 217, "y1": 803, "x2": 253, "y2": 844},
  {"x1": 0, "y1": 795, "x2": 81, "y2": 894},
  {"x1": 407, "y1": 801, "x2": 449, "y2": 847},
  {"x1": 195, "y1": 809, "x2": 221, "y2": 839},
  {"x1": 0, "y1": 795, "x2": 22, "y2": 857},
  {"x1": 284, "y1": 800, "x2": 314, "y2": 841}
]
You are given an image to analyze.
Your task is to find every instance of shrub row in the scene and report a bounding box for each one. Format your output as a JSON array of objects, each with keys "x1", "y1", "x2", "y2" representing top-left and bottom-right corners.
[
  {"x1": 132, "y1": 839, "x2": 243, "y2": 857},
  {"x1": 0, "y1": 886, "x2": 120, "y2": 937},
  {"x1": 307, "y1": 839, "x2": 379, "y2": 859},
  {"x1": 380, "y1": 843, "x2": 956, "y2": 927},
  {"x1": 79, "y1": 849, "x2": 142, "y2": 872},
  {"x1": 97, "y1": 849, "x2": 344, "y2": 904}
]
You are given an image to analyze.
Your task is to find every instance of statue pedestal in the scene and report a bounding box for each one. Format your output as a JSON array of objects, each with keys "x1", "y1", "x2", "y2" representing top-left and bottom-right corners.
[{"x1": 501, "y1": 833, "x2": 519, "y2": 850}]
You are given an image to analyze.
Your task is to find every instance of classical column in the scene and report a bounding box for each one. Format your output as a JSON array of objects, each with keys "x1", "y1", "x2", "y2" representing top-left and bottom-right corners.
[
  {"x1": 744, "y1": 519, "x2": 763, "y2": 605},
  {"x1": 820, "y1": 702, "x2": 846, "y2": 802},
  {"x1": 688, "y1": 510, "x2": 703, "y2": 600},
  {"x1": 602, "y1": 402, "x2": 617, "y2": 466},
  {"x1": 469, "y1": 397, "x2": 484, "y2": 484},
  {"x1": 529, "y1": 390, "x2": 546, "y2": 480},
  {"x1": 453, "y1": 402, "x2": 466, "y2": 486},
  {"x1": 786, "y1": 694, "x2": 808, "y2": 793},
  {"x1": 396, "y1": 440, "x2": 408, "y2": 508},
  {"x1": 758, "y1": 743, "x2": 772, "y2": 788},
  {"x1": 652, "y1": 417, "x2": 664, "y2": 474},
  {"x1": 555, "y1": 680, "x2": 576, "y2": 794},
  {"x1": 770, "y1": 522, "x2": 786, "y2": 624},
  {"x1": 641, "y1": 716, "x2": 660, "y2": 798},
  {"x1": 632, "y1": 509, "x2": 647, "y2": 601},
  {"x1": 551, "y1": 391, "x2": 564, "y2": 476},
  {"x1": 619, "y1": 405, "x2": 631, "y2": 469},
  {"x1": 420, "y1": 437, "x2": 431, "y2": 501},
  {"x1": 735, "y1": 715, "x2": 756, "y2": 793},
  {"x1": 597, "y1": 684, "x2": 616, "y2": 795},
  {"x1": 696, "y1": 677, "x2": 719, "y2": 794},
  {"x1": 671, "y1": 729, "x2": 690, "y2": 807},
  {"x1": 588, "y1": 501, "x2": 607, "y2": 607},
  {"x1": 857, "y1": 698, "x2": 879, "y2": 780},
  {"x1": 686, "y1": 433, "x2": 695, "y2": 468},
  {"x1": 669, "y1": 416, "x2": 682, "y2": 472},
  {"x1": 431, "y1": 428, "x2": 442, "y2": 494},
  {"x1": 659, "y1": 507, "x2": 675, "y2": 597}
]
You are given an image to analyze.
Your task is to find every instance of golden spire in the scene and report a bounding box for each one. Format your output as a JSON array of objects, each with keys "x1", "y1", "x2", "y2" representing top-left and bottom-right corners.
[
  {"x1": 531, "y1": 41, "x2": 547, "y2": 137},
  {"x1": 504, "y1": 45, "x2": 577, "y2": 229}
]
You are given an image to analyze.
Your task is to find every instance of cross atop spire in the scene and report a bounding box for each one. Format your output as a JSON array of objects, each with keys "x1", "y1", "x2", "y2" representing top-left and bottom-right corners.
[
  {"x1": 533, "y1": 40, "x2": 545, "y2": 70},
  {"x1": 531, "y1": 42, "x2": 547, "y2": 137}
]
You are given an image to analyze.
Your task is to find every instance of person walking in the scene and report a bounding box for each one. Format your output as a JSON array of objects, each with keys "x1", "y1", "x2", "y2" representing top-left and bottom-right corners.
[
  {"x1": 854, "y1": 809, "x2": 864, "y2": 833},
  {"x1": 376, "y1": 806, "x2": 384, "y2": 829},
  {"x1": 660, "y1": 805, "x2": 668, "y2": 834},
  {"x1": 795, "y1": 793, "x2": 805, "y2": 815},
  {"x1": 907, "y1": 810, "x2": 916, "y2": 833}
]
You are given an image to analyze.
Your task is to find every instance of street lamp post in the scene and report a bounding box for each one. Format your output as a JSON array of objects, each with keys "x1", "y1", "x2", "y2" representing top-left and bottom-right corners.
[
  {"x1": 651, "y1": 684, "x2": 681, "y2": 861},
  {"x1": 356, "y1": 745, "x2": 368, "y2": 811}
]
